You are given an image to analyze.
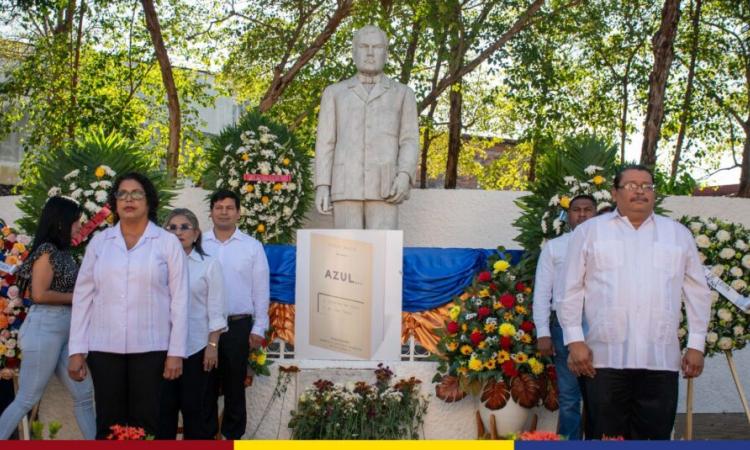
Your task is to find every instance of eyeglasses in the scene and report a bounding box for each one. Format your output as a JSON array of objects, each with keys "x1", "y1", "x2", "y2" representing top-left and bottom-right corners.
[
  {"x1": 167, "y1": 224, "x2": 194, "y2": 232},
  {"x1": 114, "y1": 190, "x2": 146, "y2": 201},
  {"x1": 617, "y1": 182, "x2": 656, "y2": 192}
]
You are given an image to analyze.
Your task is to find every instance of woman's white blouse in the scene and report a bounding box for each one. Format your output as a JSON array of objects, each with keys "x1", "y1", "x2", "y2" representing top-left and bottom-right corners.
[
  {"x1": 69, "y1": 222, "x2": 189, "y2": 357},
  {"x1": 186, "y1": 250, "x2": 227, "y2": 356}
]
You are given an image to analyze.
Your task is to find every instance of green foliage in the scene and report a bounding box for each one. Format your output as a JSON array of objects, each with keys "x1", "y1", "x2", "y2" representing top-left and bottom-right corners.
[
  {"x1": 30, "y1": 420, "x2": 61, "y2": 440},
  {"x1": 17, "y1": 128, "x2": 174, "y2": 253},
  {"x1": 513, "y1": 135, "x2": 618, "y2": 277},
  {"x1": 204, "y1": 110, "x2": 313, "y2": 244}
]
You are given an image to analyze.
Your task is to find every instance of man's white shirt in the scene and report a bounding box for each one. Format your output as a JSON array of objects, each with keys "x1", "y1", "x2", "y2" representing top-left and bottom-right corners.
[
  {"x1": 558, "y1": 211, "x2": 711, "y2": 372},
  {"x1": 532, "y1": 233, "x2": 571, "y2": 338}
]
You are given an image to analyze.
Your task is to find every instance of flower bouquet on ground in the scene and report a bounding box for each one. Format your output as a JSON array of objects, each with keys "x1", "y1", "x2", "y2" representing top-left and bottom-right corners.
[
  {"x1": 288, "y1": 364, "x2": 429, "y2": 440},
  {"x1": 679, "y1": 216, "x2": 750, "y2": 355},
  {"x1": 433, "y1": 249, "x2": 558, "y2": 412},
  {"x1": 0, "y1": 225, "x2": 32, "y2": 374}
]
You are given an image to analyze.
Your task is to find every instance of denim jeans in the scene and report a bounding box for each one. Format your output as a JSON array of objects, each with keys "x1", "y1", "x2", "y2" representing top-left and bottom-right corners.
[
  {"x1": 0, "y1": 304, "x2": 96, "y2": 439},
  {"x1": 551, "y1": 313, "x2": 582, "y2": 440}
]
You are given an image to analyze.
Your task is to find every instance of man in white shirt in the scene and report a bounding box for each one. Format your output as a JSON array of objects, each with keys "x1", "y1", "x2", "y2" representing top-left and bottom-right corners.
[
  {"x1": 559, "y1": 165, "x2": 711, "y2": 439},
  {"x1": 533, "y1": 194, "x2": 596, "y2": 439},
  {"x1": 203, "y1": 190, "x2": 270, "y2": 439}
]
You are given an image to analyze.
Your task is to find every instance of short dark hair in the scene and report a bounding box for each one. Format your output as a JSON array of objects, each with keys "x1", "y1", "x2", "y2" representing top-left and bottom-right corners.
[
  {"x1": 31, "y1": 196, "x2": 82, "y2": 251},
  {"x1": 570, "y1": 194, "x2": 596, "y2": 209},
  {"x1": 614, "y1": 164, "x2": 654, "y2": 188},
  {"x1": 108, "y1": 172, "x2": 160, "y2": 223},
  {"x1": 210, "y1": 189, "x2": 240, "y2": 210}
]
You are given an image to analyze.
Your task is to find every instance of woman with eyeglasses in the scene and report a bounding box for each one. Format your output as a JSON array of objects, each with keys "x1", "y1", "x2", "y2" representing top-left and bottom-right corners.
[
  {"x1": 0, "y1": 197, "x2": 96, "y2": 439},
  {"x1": 157, "y1": 208, "x2": 226, "y2": 440},
  {"x1": 67, "y1": 172, "x2": 188, "y2": 439}
]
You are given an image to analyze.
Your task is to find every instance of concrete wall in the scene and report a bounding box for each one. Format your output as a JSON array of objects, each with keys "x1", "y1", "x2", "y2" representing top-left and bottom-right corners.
[{"x1": 2, "y1": 189, "x2": 750, "y2": 439}]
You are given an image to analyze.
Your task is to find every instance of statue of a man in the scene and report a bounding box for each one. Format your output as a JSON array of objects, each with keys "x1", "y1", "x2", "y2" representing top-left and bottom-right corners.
[{"x1": 314, "y1": 25, "x2": 419, "y2": 229}]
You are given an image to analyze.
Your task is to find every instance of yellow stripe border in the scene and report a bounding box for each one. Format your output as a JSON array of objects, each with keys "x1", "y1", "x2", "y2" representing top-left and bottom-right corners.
[{"x1": 235, "y1": 441, "x2": 514, "y2": 450}]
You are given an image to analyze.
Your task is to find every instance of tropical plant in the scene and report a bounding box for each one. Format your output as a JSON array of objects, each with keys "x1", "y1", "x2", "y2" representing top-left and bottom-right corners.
[{"x1": 16, "y1": 128, "x2": 175, "y2": 254}]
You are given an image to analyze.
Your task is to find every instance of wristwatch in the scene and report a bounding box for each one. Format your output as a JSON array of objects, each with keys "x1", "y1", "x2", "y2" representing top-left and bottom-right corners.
[{"x1": 207, "y1": 341, "x2": 218, "y2": 348}]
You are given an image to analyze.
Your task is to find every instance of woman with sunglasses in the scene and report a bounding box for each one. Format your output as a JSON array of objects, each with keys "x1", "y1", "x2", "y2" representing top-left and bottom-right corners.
[
  {"x1": 157, "y1": 208, "x2": 226, "y2": 440},
  {"x1": 0, "y1": 197, "x2": 96, "y2": 439},
  {"x1": 67, "y1": 172, "x2": 188, "y2": 439}
]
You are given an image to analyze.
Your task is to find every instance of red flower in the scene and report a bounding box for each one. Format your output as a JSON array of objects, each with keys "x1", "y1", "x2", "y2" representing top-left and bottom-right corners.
[
  {"x1": 489, "y1": 282, "x2": 498, "y2": 291},
  {"x1": 500, "y1": 336, "x2": 512, "y2": 350},
  {"x1": 520, "y1": 321, "x2": 534, "y2": 332},
  {"x1": 515, "y1": 282, "x2": 527, "y2": 292},
  {"x1": 502, "y1": 361, "x2": 518, "y2": 377},
  {"x1": 470, "y1": 330, "x2": 485, "y2": 346},
  {"x1": 477, "y1": 306, "x2": 491, "y2": 319},
  {"x1": 547, "y1": 365, "x2": 557, "y2": 381},
  {"x1": 261, "y1": 339, "x2": 268, "y2": 347},
  {"x1": 3, "y1": 241, "x2": 13, "y2": 251},
  {"x1": 500, "y1": 293, "x2": 515, "y2": 309},
  {"x1": 4, "y1": 357, "x2": 19, "y2": 369},
  {"x1": 477, "y1": 271, "x2": 492, "y2": 282},
  {"x1": 16, "y1": 311, "x2": 26, "y2": 321},
  {"x1": 446, "y1": 321, "x2": 460, "y2": 334}
]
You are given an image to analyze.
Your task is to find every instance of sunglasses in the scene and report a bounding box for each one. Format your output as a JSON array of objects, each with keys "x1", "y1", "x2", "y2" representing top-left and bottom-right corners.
[{"x1": 167, "y1": 224, "x2": 194, "y2": 232}]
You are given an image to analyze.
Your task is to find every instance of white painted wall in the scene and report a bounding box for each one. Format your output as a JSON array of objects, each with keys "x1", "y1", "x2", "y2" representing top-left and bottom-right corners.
[{"x1": 2, "y1": 189, "x2": 750, "y2": 439}]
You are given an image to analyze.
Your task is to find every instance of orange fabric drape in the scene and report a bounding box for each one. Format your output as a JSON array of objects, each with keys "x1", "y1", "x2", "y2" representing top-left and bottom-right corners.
[{"x1": 268, "y1": 302, "x2": 295, "y2": 345}]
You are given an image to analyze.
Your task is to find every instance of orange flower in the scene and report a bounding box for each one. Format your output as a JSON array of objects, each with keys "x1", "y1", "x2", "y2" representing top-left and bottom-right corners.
[
  {"x1": 0, "y1": 314, "x2": 8, "y2": 329},
  {"x1": 242, "y1": 153, "x2": 250, "y2": 161},
  {"x1": 273, "y1": 183, "x2": 283, "y2": 192},
  {"x1": 256, "y1": 224, "x2": 266, "y2": 233},
  {"x1": 244, "y1": 184, "x2": 254, "y2": 193},
  {"x1": 261, "y1": 196, "x2": 270, "y2": 205}
]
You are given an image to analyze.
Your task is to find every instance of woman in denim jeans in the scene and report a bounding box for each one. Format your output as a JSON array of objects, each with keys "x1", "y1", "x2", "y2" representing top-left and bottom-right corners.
[{"x1": 0, "y1": 197, "x2": 96, "y2": 439}]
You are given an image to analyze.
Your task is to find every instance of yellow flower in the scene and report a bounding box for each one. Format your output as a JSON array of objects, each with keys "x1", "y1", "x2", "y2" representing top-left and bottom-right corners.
[
  {"x1": 256, "y1": 352, "x2": 267, "y2": 366},
  {"x1": 106, "y1": 214, "x2": 115, "y2": 225},
  {"x1": 458, "y1": 367, "x2": 469, "y2": 375},
  {"x1": 1, "y1": 227, "x2": 10, "y2": 237},
  {"x1": 459, "y1": 293, "x2": 470, "y2": 302},
  {"x1": 478, "y1": 341, "x2": 487, "y2": 350},
  {"x1": 524, "y1": 287, "x2": 532, "y2": 295},
  {"x1": 493, "y1": 260, "x2": 510, "y2": 273},
  {"x1": 484, "y1": 359, "x2": 496, "y2": 370},
  {"x1": 498, "y1": 351, "x2": 510, "y2": 363},
  {"x1": 528, "y1": 357, "x2": 544, "y2": 375},
  {"x1": 493, "y1": 301, "x2": 502, "y2": 310},
  {"x1": 94, "y1": 166, "x2": 106, "y2": 178},
  {"x1": 461, "y1": 323, "x2": 468, "y2": 332},
  {"x1": 521, "y1": 334, "x2": 533, "y2": 344},
  {"x1": 282, "y1": 158, "x2": 291, "y2": 166},
  {"x1": 560, "y1": 196, "x2": 571, "y2": 209},
  {"x1": 250, "y1": 352, "x2": 258, "y2": 362},
  {"x1": 0, "y1": 344, "x2": 5, "y2": 355},
  {"x1": 515, "y1": 305, "x2": 527, "y2": 314},
  {"x1": 592, "y1": 175, "x2": 605, "y2": 185},
  {"x1": 449, "y1": 305, "x2": 461, "y2": 321},
  {"x1": 513, "y1": 352, "x2": 529, "y2": 363},
  {"x1": 468, "y1": 357, "x2": 483, "y2": 371},
  {"x1": 13, "y1": 243, "x2": 25, "y2": 253},
  {"x1": 261, "y1": 196, "x2": 270, "y2": 205},
  {"x1": 446, "y1": 341, "x2": 458, "y2": 352},
  {"x1": 242, "y1": 153, "x2": 250, "y2": 161},
  {"x1": 478, "y1": 289, "x2": 489, "y2": 298},
  {"x1": 498, "y1": 323, "x2": 516, "y2": 337},
  {"x1": 484, "y1": 322, "x2": 497, "y2": 333},
  {"x1": 503, "y1": 312, "x2": 513, "y2": 321},
  {"x1": 273, "y1": 183, "x2": 283, "y2": 192},
  {"x1": 244, "y1": 184, "x2": 254, "y2": 193},
  {"x1": 460, "y1": 345, "x2": 473, "y2": 356},
  {"x1": 256, "y1": 224, "x2": 266, "y2": 233}
]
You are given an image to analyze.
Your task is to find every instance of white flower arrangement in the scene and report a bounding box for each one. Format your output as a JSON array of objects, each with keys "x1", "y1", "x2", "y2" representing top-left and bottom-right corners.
[
  {"x1": 540, "y1": 166, "x2": 612, "y2": 239},
  {"x1": 48, "y1": 165, "x2": 117, "y2": 243},
  {"x1": 212, "y1": 125, "x2": 308, "y2": 243},
  {"x1": 679, "y1": 216, "x2": 750, "y2": 356}
]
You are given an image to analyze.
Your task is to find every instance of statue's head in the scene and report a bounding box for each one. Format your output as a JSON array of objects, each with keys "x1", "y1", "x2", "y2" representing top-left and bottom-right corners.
[{"x1": 352, "y1": 25, "x2": 388, "y2": 76}]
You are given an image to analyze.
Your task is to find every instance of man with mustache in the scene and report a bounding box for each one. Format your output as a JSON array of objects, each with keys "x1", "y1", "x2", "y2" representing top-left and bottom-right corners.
[
  {"x1": 314, "y1": 25, "x2": 419, "y2": 229},
  {"x1": 558, "y1": 165, "x2": 712, "y2": 439}
]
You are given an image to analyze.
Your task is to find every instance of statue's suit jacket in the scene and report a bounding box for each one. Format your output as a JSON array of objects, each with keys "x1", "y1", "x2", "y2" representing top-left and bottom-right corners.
[{"x1": 314, "y1": 75, "x2": 419, "y2": 202}]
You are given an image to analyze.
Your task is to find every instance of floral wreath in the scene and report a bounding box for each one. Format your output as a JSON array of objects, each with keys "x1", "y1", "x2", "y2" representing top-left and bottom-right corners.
[
  {"x1": 0, "y1": 225, "x2": 32, "y2": 375},
  {"x1": 542, "y1": 165, "x2": 612, "y2": 236},
  {"x1": 207, "y1": 111, "x2": 312, "y2": 244},
  {"x1": 433, "y1": 251, "x2": 558, "y2": 411},
  {"x1": 679, "y1": 216, "x2": 750, "y2": 356}
]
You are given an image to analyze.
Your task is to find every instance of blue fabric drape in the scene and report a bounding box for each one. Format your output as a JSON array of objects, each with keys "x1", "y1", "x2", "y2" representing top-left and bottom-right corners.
[{"x1": 263, "y1": 244, "x2": 524, "y2": 312}]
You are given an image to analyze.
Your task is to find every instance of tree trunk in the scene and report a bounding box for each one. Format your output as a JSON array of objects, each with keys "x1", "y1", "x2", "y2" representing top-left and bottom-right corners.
[
  {"x1": 620, "y1": 76, "x2": 629, "y2": 162},
  {"x1": 670, "y1": 0, "x2": 702, "y2": 182},
  {"x1": 640, "y1": 0, "x2": 682, "y2": 167},
  {"x1": 141, "y1": 0, "x2": 181, "y2": 178},
  {"x1": 528, "y1": 138, "x2": 539, "y2": 182},
  {"x1": 258, "y1": 0, "x2": 353, "y2": 113},
  {"x1": 445, "y1": 81, "x2": 462, "y2": 189},
  {"x1": 740, "y1": 124, "x2": 750, "y2": 197},
  {"x1": 399, "y1": 16, "x2": 422, "y2": 85},
  {"x1": 69, "y1": 1, "x2": 86, "y2": 140}
]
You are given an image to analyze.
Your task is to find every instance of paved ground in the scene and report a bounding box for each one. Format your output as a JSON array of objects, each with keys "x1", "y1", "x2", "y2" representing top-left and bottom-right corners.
[{"x1": 674, "y1": 413, "x2": 750, "y2": 440}]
